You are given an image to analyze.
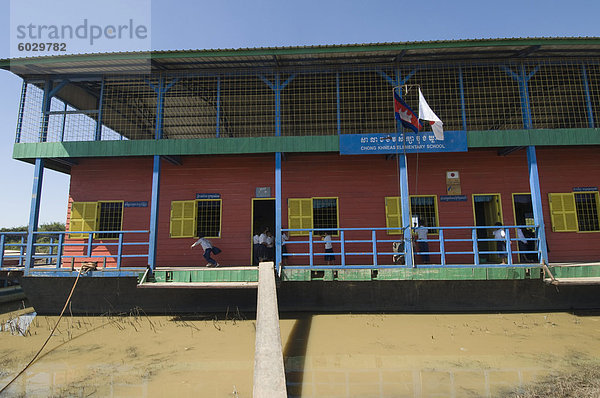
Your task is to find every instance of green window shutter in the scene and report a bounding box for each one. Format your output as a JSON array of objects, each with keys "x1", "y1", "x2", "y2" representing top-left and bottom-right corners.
[
  {"x1": 288, "y1": 198, "x2": 313, "y2": 236},
  {"x1": 69, "y1": 202, "x2": 98, "y2": 239},
  {"x1": 170, "y1": 200, "x2": 197, "y2": 238},
  {"x1": 548, "y1": 193, "x2": 578, "y2": 232},
  {"x1": 385, "y1": 196, "x2": 402, "y2": 235}
]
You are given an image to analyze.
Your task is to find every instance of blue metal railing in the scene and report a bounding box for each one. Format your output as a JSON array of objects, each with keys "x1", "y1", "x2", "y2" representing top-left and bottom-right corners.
[
  {"x1": 280, "y1": 225, "x2": 543, "y2": 271},
  {"x1": 0, "y1": 230, "x2": 150, "y2": 271}
]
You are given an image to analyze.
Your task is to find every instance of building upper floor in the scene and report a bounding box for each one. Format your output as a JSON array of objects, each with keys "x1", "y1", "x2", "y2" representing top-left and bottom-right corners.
[{"x1": 2, "y1": 37, "x2": 600, "y2": 170}]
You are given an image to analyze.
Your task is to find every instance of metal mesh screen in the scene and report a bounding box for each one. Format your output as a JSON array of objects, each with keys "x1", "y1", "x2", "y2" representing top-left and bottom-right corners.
[
  {"x1": 575, "y1": 192, "x2": 600, "y2": 232},
  {"x1": 163, "y1": 76, "x2": 219, "y2": 139},
  {"x1": 219, "y1": 73, "x2": 276, "y2": 137},
  {"x1": 15, "y1": 59, "x2": 600, "y2": 143},
  {"x1": 529, "y1": 62, "x2": 590, "y2": 129},
  {"x1": 313, "y1": 198, "x2": 339, "y2": 234},
  {"x1": 97, "y1": 201, "x2": 123, "y2": 239},
  {"x1": 17, "y1": 83, "x2": 44, "y2": 143},
  {"x1": 461, "y1": 64, "x2": 522, "y2": 130},
  {"x1": 584, "y1": 64, "x2": 600, "y2": 127},
  {"x1": 410, "y1": 196, "x2": 438, "y2": 233},
  {"x1": 196, "y1": 200, "x2": 221, "y2": 238},
  {"x1": 281, "y1": 72, "x2": 338, "y2": 136},
  {"x1": 101, "y1": 77, "x2": 157, "y2": 140}
]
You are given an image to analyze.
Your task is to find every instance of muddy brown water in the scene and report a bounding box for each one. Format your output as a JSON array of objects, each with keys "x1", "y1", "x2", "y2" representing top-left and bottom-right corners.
[{"x1": 1, "y1": 306, "x2": 600, "y2": 397}]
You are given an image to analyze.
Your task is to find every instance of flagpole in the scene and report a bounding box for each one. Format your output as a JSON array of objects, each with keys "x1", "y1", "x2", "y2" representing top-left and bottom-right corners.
[{"x1": 395, "y1": 86, "x2": 414, "y2": 268}]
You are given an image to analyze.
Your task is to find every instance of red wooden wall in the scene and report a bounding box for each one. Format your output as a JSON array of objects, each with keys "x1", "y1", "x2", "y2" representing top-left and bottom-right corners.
[{"x1": 65, "y1": 147, "x2": 600, "y2": 267}]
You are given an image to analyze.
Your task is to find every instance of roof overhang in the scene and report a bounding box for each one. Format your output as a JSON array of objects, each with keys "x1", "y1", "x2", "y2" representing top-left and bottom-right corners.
[{"x1": 2, "y1": 37, "x2": 600, "y2": 77}]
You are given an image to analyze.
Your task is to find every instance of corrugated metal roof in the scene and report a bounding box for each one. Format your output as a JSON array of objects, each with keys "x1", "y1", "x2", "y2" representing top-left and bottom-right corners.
[{"x1": 1, "y1": 37, "x2": 600, "y2": 76}]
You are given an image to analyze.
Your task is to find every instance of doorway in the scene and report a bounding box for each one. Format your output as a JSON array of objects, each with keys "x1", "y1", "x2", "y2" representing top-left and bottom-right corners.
[
  {"x1": 513, "y1": 193, "x2": 535, "y2": 262},
  {"x1": 512, "y1": 193, "x2": 533, "y2": 226},
  {"x1": 251, "y1": 198, "x2": 275, "y2": 265},
  {"x1": 473, "y1": 194, "x2": 503, "y2": 263}
]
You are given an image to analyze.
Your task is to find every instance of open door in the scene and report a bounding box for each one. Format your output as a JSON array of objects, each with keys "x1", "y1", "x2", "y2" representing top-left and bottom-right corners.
[
  {"x1": 251, "y1": 198, "x2": 275, "y2": 265},
  {"x1": 473, "y1": 194, "x2": 503, "y2": 263},
  {"x1": 513, "y1": 193, "x2": 535, "y2": 262}
]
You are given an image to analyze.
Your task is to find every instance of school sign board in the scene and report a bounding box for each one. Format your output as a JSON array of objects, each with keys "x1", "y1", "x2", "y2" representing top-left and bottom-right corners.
[{"x1": 339, "y1": 131, "x2": 468, "y2": 155}]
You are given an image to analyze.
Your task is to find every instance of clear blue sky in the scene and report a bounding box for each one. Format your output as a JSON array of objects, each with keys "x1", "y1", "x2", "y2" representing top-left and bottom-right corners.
[{"x1": 0, "y1": 0, "x2": 598, "y2": 227}]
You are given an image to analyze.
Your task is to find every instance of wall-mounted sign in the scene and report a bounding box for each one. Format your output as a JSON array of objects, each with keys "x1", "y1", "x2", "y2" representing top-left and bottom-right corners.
[
  {"x1": 255, "y1": 187, "x2": 271, "y2": 198},
  {"x1": 124, "y1": 201, "x2": 148, "y2": 207},
  {"x1": 196, "y1": 193, "x2": 221, "y2": 199},
  {"x1": 440, "y1": 195, "x2": 467, "y2": 202},
  {"x1": 446, "y1": 171, "x2": 461, "y2": 195},
  {"x1": 573, "y1": 187, "x2": 598, "y2": 192},
  {"x1": 339, "y1": 131, "x2": 468, "y2": 155}
]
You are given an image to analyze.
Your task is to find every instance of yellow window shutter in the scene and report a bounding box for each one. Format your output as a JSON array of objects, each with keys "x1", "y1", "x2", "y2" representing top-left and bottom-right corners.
[
  {"x1": 385, "y1": 196, "x2": 402, "y2": 234},
  {"x1": 170, "y1": 200, "x2": 197, "y2": 238},
  {"x1": 69, "y1": 202, "x2": 98, "y2": 239},
  {"x1": 548, "y1": 193, "x2": 578, "y2": 232},
  {"x1": 288, "y1": 198, "x2": 313, "y2": 236}
]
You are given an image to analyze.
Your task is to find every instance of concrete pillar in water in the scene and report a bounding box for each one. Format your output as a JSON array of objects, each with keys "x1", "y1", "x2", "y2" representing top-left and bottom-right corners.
[{"x1": 253, "y1": 261, "x2": 286, "y2": 397}]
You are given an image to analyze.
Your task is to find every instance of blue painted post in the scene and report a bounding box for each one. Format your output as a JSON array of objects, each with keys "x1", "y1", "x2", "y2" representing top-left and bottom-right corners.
[
  {"x1": 25, "y1": 158, "x2": 44, "y2": 273},
  {"x1": 472, "y1": 228, "x2": 480, "y2": 266},
  {"x1": 372, "y1": 230, "x2": 378, "y2": 267},
  {"x1": 117, "y1": 233, "x2": 124, "y2": 269},
  {"x1": 87, "y1": 233, "x2": 93, "y2": 257},
  {"x1": 340, "y1": 230, "x2": 346, "y2": 267},
  {"x1": 257, "y1": 74, "x2": 295, "y2": 272},
  {"x1": 275, "y1": 152, "x2": 282, "y2": 273},
  {"x1": 505, "y1": 228, "x2": 513, "y2": 265},
  {"x1": 336, "y1": 72, "x2": 341, "y2": 135},
  {"x1": 95, "y1": 78, "x2": 105, "y2": 141},
  {"x1": 458, "y1": 67, "x2": 468, "y2": 131},
  {"x1": 15, "y1": 81, "x2": 27, "y2": 144},
  {"x1": 275, "y1": 73, "x2": 281, "y2": 137},
  {"x1": 274, "y1": 74, "x2": 282, "y2": 272},
  {"x1": 216, "y1": 76, "x2": 221, "y2": 137},
  {"x1": 48, "y1": 237, "x2": 54, "y2": 265},
  {"x1": 19, "y1": 236, "x2": 25, "y2": 266},
  {"x1": 39, "y1": 80, "x2": 53, "y2": 142},
  {"x1": 148, "y1": 155, "x2": 161, "y2": 271},
  {"x1": 394, "y1": 74, "x2": 414, "y2": 268},
  {"x1": 309, "y1": 231, "x2": 314, "y2": 267},
  {"x1": 0, "y1": 234, "x2": 5, "y2": 268},
  {"x1": 503, "y1": 64, "x2": 548, "y2": 264},
  {"x1": 60, "y1": 102, "x2": 67, "y2": 142},
  {"x1": 509, "y1": 64, "x2": 549, "y2": 264},
  {"x1": 145, "y1": 77, "x2": 180, "y2": 271},
  {"x1": 56, "y1": 233, "x2": 64, "y2": 269},
  {"x1": 582, "y1": 64, "x2": 595, "y2": 128},
  {"x1": 527, "y1": 146, "x2": 548, "y2": 264},
  {"x1": 398, "y1": 153, "x2": 413, "y2": 268},
  {"x1": 155, "y1": 76, "x2": 165, "y2": 140},
  {"x1": 519, "y1": 64, "x2": 533, "y2": 129},
  {"x1": 439, "y1": 229, "x2": 446, "y2": 266}
]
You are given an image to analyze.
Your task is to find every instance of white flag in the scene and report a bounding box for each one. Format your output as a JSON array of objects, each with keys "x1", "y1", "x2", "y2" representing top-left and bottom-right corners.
[{"x1": 418, "y1": 88, "x2": 444, "y2": 140}]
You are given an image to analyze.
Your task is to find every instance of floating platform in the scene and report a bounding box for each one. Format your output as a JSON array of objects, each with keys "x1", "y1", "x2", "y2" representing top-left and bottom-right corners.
[{"x1": 12, "y1": 263, "x2": 600, "y2": 315}]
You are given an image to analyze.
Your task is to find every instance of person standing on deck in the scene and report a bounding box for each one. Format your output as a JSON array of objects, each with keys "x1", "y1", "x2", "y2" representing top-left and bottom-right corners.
[
  {"x1": 493, "y1": 222, "x2": 507, "y2": 264},
  {"x1": 516, "y1": 227, "x2": 528, "y2": 263},
  {"x1": 415, "y1": 221, "x2": 430, "y2": 264},
  {"x1": 322, "y1": 231, "x2": 334, "y2": 266},
  {"x1": 258, "y1": 227, "x2": 270, "y2": 262},
  {"x1": 191, "y1": 237, "x2": 220, "y2": 267},
  {"x1": 265, "y1": 230, "x2": 275, "y2": 261},
  {"x1": 253, "y1": 231, "x2": 261, "y2": 266}
]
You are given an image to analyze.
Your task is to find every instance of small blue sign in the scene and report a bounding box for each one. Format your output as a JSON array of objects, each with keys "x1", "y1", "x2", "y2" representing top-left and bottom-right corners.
[
  {"x1": 196, "y1": 193, "x2": 221, "y2": 199},
  {"x1": 440, "y1": 195, "x2": 468, "y2": 202},
  {"x1": 339, "y1": 131, "x2": 468, "y2": 155},
  {"x1": 124, "y1": 201, "x2": 148, "y2": 208},
  {"x1": 573, "y1": 187, "x2": 598, "y2": 192}
]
